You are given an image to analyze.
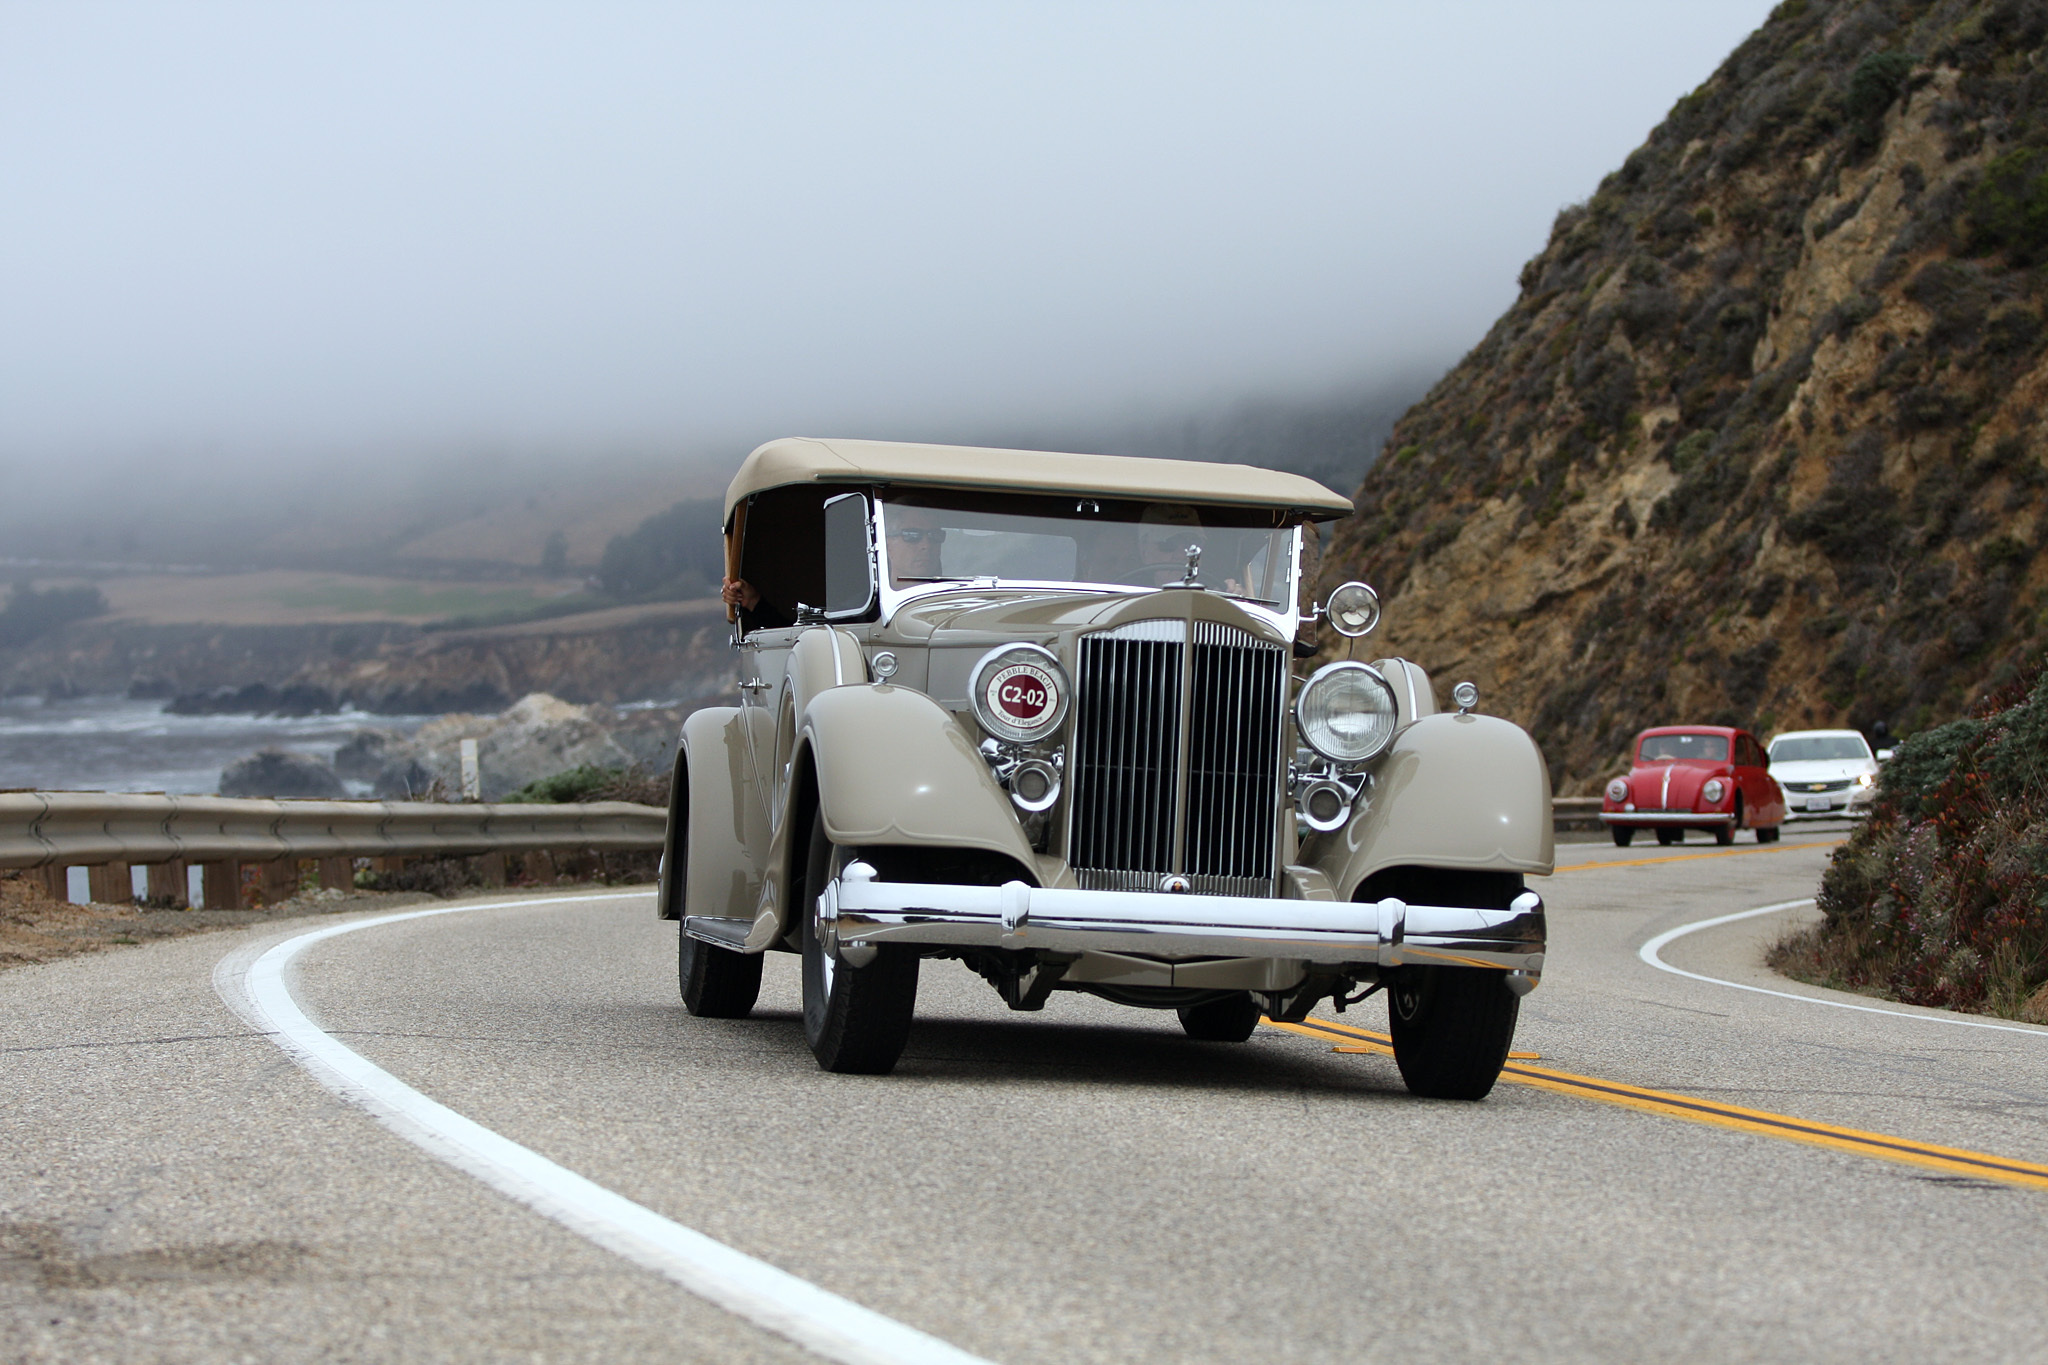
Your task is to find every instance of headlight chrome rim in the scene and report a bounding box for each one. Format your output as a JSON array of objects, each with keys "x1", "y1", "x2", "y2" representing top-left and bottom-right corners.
[
  {"x1": 1606, "y1": 777, "x2": 1629, "y2": 804},
  {"x1": 1702, "y1": 778, "x2": 1727, "y2": 804},
  {"x1": 1294, "y1": 661, "x2": 1399, "y2": 764},
  {"x1": 969, "y1": 643, "x2": 1070, "y2": 744},
  {"x1": 1323, "y1": 581, "x2": 1382, "y2": 638}
]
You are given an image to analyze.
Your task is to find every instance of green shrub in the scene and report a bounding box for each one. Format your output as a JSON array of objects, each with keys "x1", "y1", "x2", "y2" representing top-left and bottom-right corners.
[
  {"x1": 502, "y1": 765, "x2": 625, "y2": 804},
  {"x1": 1846, "y1": 50, "x2": 1915, "y2": 129},
  {"x1": 1789, "y1": 662, "x2": 2048, "y2": 1018},
  {"x1": 1970, "y1": 147, "x2": 2048, "y2": 264},
  {"x1": 1877, "y1": 715, "x2": 1985, "y2": 820}
]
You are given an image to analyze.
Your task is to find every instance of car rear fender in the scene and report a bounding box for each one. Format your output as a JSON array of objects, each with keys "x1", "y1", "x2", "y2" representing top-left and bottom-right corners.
[
  {"x1": 745, "y1": 683, "x2": 1038, "y2": 950},
  {"x1": 1316, "y1": 711, "x2": 1555, "y2": 898}
]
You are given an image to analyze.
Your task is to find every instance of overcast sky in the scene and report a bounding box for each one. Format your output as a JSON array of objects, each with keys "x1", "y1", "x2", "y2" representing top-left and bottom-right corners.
[{"x1": 1, "y1": 1, "x2": 1776, "y2": 487}]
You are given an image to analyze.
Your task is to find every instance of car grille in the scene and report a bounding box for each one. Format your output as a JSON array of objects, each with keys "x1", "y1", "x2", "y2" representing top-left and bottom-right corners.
[
  {"x1": 1066, "y1": 619, "x2": 1286, "y2": 896},
  {"x1": 1793, "y1": 779, "x2": 1854, "y2": 793}
]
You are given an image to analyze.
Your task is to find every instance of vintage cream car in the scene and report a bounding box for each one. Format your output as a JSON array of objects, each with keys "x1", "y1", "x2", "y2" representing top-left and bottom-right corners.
[{"x1": 658, "y1": 438, "x2": 1552, "y2": 1099}]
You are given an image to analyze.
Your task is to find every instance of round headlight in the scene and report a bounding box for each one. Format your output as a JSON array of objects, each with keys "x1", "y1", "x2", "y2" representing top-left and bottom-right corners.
[
  {"x1": 1702, "y1": 778, "x2": 1726, "y2": 804},
  {"x1": 969, "y1": 644, "x2": 1070, "y2": 744},
  {"x1": 1323, "y1": 581, "x2": 1381, "y2": 638},
  {"x1": 1294, "y1": 661, "x2": 1399, "y2": 763},
  {"x1": 1606, "y1": 777, "x2": 1629, "y2": 804}
]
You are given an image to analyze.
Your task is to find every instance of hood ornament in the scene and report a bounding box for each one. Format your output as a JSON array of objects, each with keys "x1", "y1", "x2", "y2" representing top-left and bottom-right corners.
[{"x1": 1179, "y1": 544, "x2": 1204, "y2": 589}]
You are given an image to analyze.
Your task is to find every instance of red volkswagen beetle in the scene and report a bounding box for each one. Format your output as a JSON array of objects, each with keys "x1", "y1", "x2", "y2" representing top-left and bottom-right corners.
[{"x1": 1600, "y1": 725, "x2": 1786, "y2": 847}]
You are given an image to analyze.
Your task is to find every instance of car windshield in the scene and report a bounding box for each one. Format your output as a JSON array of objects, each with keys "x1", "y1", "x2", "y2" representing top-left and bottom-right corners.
[
  {"x1": 1638, "y1": 733, "x2": 1729, "y2": 763},
  {"x1": 1769, "y1": 735, "x2": 1872, "y2": 762},
  {"x1": 878, "y1": 491, "x2": 1297, "y2": 605}
]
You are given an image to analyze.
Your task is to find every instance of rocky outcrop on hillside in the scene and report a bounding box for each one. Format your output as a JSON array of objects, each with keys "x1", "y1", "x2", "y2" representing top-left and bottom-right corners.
[{"x1": 1323, "y1": 0, "x2": 2048, "y2": 792}]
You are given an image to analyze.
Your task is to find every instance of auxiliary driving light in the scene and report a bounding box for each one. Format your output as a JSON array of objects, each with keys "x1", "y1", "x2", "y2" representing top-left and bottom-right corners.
[
  {"x1": 1008, "y1": 758, "x2": 1062, "y2": 813},
  {"x1": 1322, "y1": 581, "x2": 1382, "y2": 638},
  {"x1": 1298, "y1": 778, "x2": 1353, "y2": 832}
]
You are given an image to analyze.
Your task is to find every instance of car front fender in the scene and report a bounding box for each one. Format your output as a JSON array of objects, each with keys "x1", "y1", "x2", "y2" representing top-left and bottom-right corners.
[
  {"x1": 1313, "y1": 711, "x2": 1554, "y2": 898},
  {"x1": 805, "y1": 684, "x2": 1035, "y2": 858},
  {"x1": 746, "y1": 683, "x2": 1039, "y2": 950}
]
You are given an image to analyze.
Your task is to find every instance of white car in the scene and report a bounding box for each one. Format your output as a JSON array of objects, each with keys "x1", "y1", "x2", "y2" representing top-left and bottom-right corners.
[{"x1": 1766, "y1": 729, "x2": 1879, "y2": 819}]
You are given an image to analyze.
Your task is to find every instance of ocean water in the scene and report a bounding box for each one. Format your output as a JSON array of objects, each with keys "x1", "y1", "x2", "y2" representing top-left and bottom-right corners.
[{"x1": 0, "y1": 695, "x2": 430, "y2": 796}]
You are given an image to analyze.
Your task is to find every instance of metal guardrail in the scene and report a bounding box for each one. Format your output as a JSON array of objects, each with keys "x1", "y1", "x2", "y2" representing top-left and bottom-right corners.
[
  {"x1": 1551, "y1": 796, "x2": 1604, "y2": 832},
  {"x1": 2, "y1": 791, "x2": 1603, "y2": 876},
  {"x1": 0, "y1": 791, "x2": 664, "y2": 884}
]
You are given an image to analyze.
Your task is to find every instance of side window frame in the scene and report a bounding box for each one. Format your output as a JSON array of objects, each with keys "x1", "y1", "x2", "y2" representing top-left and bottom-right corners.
[{"x1": 822, "y1": 491, "x2": 878, "y2": 622}]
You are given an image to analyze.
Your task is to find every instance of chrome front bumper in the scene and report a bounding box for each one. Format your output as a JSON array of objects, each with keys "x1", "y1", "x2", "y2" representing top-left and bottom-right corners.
[
  {"x1": 1599, "y1": 810, "x2": 1733, "y2": 825},
  {"x1": 814, "y1": 862, "x2": 1545, "y2": 975}
]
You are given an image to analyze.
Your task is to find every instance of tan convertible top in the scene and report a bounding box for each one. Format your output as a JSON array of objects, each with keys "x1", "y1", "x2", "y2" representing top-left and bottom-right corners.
[{"x1": 722, "y1": 436, "x2": 1354, "y2": 525}]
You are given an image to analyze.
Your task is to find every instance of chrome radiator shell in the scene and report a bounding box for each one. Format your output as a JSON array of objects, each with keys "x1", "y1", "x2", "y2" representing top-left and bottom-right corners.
[{"x1": 1065, "y1": 618, "x2": 1287, "y2": 896}]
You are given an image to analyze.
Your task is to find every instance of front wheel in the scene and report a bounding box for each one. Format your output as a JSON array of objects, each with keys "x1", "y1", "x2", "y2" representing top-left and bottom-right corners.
[
  {"x1": 1714, "y1": 798, "x2": 1740, "y2": 846},
  {"x1": 1177, "y1": 992, "x2": 1261, "y2": 1041},
  {"x1": 800, "y1": 807, "x2": 919, "y2": 1074},
  {"x1": 1610, "y1": 825, "x2": 1635, "y2": 847},
  {"x1": 1388, "y1": 966, "x2": 1520, "y2": 1100},
  {"x1": 1756, "y1": 822, "x2": 1780, "y2": 844},
  {"x1": 679, "y1": 929, "x2": 763, "y2": 1018}
]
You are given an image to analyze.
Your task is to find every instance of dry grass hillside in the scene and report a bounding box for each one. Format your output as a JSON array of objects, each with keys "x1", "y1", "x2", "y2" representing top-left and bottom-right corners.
[{"x1": 1323, "y1": 0, "x2": 2048, "y2": 792}]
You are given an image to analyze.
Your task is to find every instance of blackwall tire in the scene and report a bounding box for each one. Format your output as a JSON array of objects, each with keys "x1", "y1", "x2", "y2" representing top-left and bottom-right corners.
[
  {"x1": 1611, "y1": 825, "x2": 1635, "y2": 847},
  {"x1": 1714, "y1": 799, "x2": 1740, "y2": 846},
  {"x1": 1388, "y1": 966, "x2": 1520, "y2": 1101},
  {"x1": 800, "y1": 807, "x2": 919, "y2": 1074},
  {"x1": 1757, "y1": 823, "x2": 1781, "y2": 844},
  {"x1": 1177, "y1": 992, "x2": 1261, "y2": 1042},
  {"x1": 678, "y1": 929, "x2": 763, "y2": 1018}
]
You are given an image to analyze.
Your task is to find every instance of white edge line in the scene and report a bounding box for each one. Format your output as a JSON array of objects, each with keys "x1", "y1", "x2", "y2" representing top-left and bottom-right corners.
[
  {"x1": 212, "y1": 890, "x2": 993, "y2": 1365},
  {"x1": 1638, "y1": 899, "x2": 2048, "y2": 1038}
]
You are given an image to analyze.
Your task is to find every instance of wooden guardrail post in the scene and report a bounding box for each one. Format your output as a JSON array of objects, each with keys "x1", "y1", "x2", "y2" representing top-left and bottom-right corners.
[
  {"x1": 144, "y1": 859, "x2": 188, "y2": 907},
  {"x1": 200, "y1": 861, "x2": 239, "y2": 911},
  {"x1": 318, "y1": 856, "x2": 354, "y2": 891},
  {"x1": 86, "y1": 861, "x2": 131, "y2": 905}
]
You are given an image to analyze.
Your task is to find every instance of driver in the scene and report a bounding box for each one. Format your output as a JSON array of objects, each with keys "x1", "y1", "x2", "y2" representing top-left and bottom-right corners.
[{"x1": 884, "y1": 505, "x2": 947, "y2": 588}]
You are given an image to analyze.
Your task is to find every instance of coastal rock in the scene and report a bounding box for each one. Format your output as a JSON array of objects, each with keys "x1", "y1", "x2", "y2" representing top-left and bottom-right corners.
[
  {"x1": 373, "y1": 758, "x2": 438, "y2": 801},
  {"x1": 219, "y1": 748, "x2": 348, "y2": 799},
  {"x1": 169, "y1": 681, "x2": 341, "y2": 717},
  {"x1": 333, "y1": 728, "x2": 403, "y2": 782},
  {"x1": 380, "y1": 692, "x2": 637, "y2": 801}
]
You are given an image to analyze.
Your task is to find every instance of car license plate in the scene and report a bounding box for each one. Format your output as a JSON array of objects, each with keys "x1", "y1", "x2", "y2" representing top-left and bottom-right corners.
[{"x1": 1805, "y1": 796, "x2": 1833, "y2": 812}]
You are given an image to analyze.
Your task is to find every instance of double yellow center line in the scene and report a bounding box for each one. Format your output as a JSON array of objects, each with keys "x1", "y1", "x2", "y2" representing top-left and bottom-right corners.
[{"x1": 1267, "y1": 1015, "x2": 2048, "y2": 1191}]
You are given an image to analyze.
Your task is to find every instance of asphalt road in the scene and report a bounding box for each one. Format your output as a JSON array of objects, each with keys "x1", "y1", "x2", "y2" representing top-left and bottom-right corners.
[{"x1": 9, "y1": 825, "x2": 2048, "y2": 1364}]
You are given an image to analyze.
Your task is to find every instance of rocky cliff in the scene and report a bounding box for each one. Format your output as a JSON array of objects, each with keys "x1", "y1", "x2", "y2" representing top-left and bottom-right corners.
[{"x1": 1322, "y1": 0, "x2": 2048, "y2": 792}]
